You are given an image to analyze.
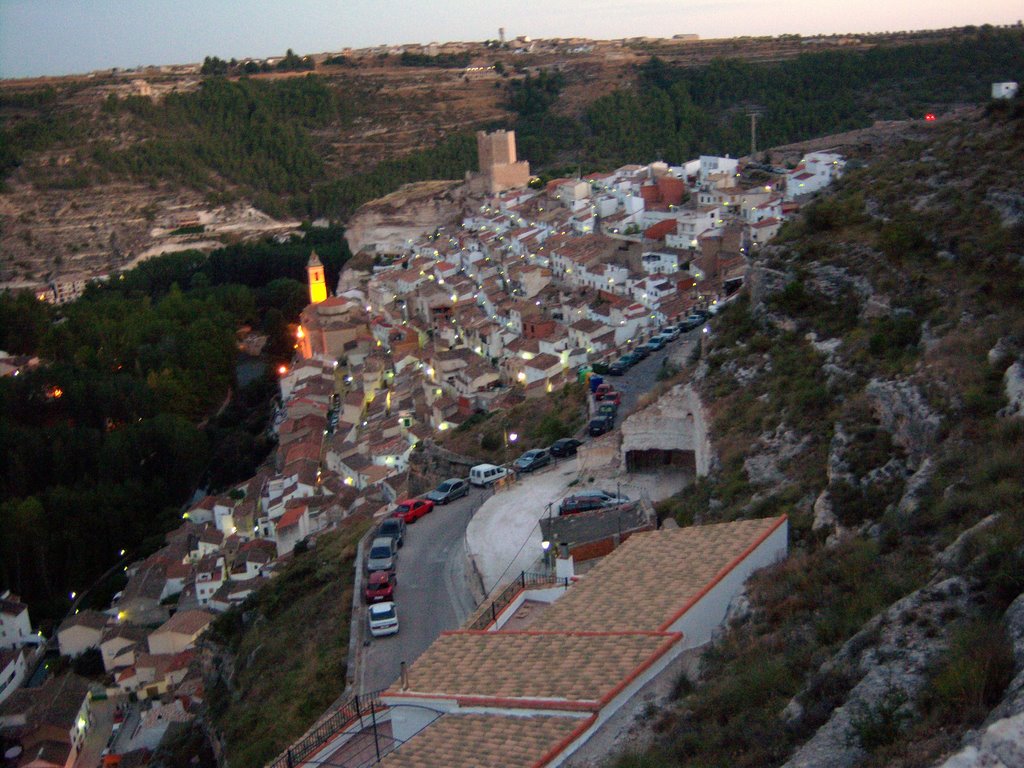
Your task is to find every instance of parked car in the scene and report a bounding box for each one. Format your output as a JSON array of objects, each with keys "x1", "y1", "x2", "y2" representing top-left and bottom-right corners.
[
  {"x1": 647, "y1": 335, "x2": 669, "y2": 350},
  {"x1": 367, "y1": 536, "x2": 398, "y2": 573},
  {"x1": 607, "y1": 360, "x2": 628, "y2": 376},
  {"x1": 376, "y1": 516, "x2": 405, "y2": 548},
  {"x1": 549, "y1": 438, "x2": 582, "y2": 457},
  {"x1": 631, "y1": 345, "x2": 650, "y2": 360},
  {"x1": 559, "y1": 490, "x2": 631, "y2": 516},
  {"x1": 392, "y1": 498, "x2": 434, "y2": 523},
  {"x1": 364, "y1": 570, "x2": 396, "y2": 603},
  {"x1": 588, "y1": 415, "x2": 614, "y2": 436},
  {"x1": 368, "y1": 601, "x2": 399, "y2": 637},
  {"x1": 598, "y1": 402, "x2": 618, "y2": 419},
  {"x1": 679, "y1": 315, "x2": 703, "y2": 331},
  {"x1": 426, "y1": 477, "x2": 470, "y2": 505},
  {"x1": 469, "y1": 463, "x2": 510, "y2": 487},
  {"x1": 681, "y1": 312, "x2": 709, "y2": 331},
  {"x1": 513, "y1": 448, "x2": 551, "y2": 473},
  {"x1": 598, "y1": 390, "x2": 621, "y2": 406},
  {"x1": 662, "y1": 325, "x2": 681, "y2": 340},
  {"x1": 594, "y1": 383, "x2": 616, "y2": 401}
]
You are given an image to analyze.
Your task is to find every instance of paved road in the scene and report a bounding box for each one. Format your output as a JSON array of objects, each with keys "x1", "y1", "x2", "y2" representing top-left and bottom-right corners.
[
  {"x1": 602, "y1": 326, "x2": 702, "y2": 418},
  {"x1": 356, "y1": 487, "x2": 486, "y2": 694}
]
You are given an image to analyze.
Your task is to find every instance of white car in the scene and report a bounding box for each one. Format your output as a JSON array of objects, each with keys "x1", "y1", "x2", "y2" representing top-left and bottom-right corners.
[{"x1": 368, "y1": 601, "x2": 399, "y2": 637}]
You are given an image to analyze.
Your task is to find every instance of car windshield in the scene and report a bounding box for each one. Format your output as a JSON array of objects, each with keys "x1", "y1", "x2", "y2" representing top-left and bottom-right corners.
[
  {"x1": 380, "y1": 520, "x2": 399, "y2": 533},
  {"x1": 438, "y1": 481, "x2": 455, "y2": 492},
  {"x1": 371, "y1": 605, "x2": 396, "y2": 620},
  {"x1": 369, "y1": 545, "x2": 391, "y2": 559},
  {"x1": 396, "y1": 503, "x2": 411, "y2": 513},
  {"x1": 370, "y1": 573, "x2": 390, "y2": 586}
]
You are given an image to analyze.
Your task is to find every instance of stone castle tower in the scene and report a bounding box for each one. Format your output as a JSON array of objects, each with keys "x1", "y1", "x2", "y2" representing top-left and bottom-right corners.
[
  {"x1": 307, "y1": 250, "x2": 327, "y2": 305},
  {"x1": 476, "y1": 130, "x2": 530, "y2": 194}
]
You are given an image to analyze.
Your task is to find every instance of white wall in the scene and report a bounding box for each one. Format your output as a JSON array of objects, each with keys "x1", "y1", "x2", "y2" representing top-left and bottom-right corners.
[
  {"x1": 666, "y1": 519, "x2": 788, "y2": 648},
  {"x1": 546, "y1": 639, "x2": 683, "y2": 767}
]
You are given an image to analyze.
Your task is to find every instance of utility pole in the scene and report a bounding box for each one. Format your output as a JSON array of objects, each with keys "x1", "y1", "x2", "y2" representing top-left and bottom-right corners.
[{"x1": 749, "y1": 111, "x2": 759, "y2": 156}]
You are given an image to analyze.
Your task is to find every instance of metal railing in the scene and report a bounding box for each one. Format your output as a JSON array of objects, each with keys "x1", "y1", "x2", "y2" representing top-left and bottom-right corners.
[
  {"x1": 268, "y1": 689, "x2": 384, "y2": 768},
  {"x1": 466, "y1": 571, "x2": 570, "y2": 631}
]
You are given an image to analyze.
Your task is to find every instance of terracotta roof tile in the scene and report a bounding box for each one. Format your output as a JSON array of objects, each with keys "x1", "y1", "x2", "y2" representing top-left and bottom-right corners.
[
  {"x1": 385, "y1": 631, "x2": 678, "y2": 709},
  {"x1": 533, "y1": 517, "x2": 786, "y2": 632},
  {"x1": 380, "y1": 713, "x2": 587, "y2": 768},
  {"x1": 152, "y1": 609, "x2": 213, "y2": 637}
]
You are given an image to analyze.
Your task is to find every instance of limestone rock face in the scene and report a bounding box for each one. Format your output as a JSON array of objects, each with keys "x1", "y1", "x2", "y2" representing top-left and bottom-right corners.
[
  {"x1": 747, "y1": 261, "x2": 793, "y2": 309},
  {"x1": 1001, "y1": 361, "x2": 1024, "y2": 418},
  {"x1": 895, "y1": 457, "x2": 937, "y2": 522},
  {"x1": 743, "y1": 426, "x2": 809, "y2": 487},
  {"x1": 782, "y1": 578, "x2": 973, "y2": 768},
  {"x1": 932, "y1": 594, "x2": 1024, "y2": 767},
  {"x1": 343, "y1": 180, "x2": 468, "y2": 256},
  {"x1": 865, "y1": 379, "x2": 942, "y2": 470},
  {"x1": 619, "y1": 384, "x2": 713, "y2": 477}
]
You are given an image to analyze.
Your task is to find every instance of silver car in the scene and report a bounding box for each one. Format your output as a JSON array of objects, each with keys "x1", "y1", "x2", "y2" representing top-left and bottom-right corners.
[
  {"x1": 367, "y1": 536, "x2": 398, "y2": 573},
  {"x1": 425, "y1": 477, "x2": 470, "y2": 504}
]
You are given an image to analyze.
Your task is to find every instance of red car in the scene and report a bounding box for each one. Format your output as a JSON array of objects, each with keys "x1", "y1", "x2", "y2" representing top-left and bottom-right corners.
[
  {"x1": 364, "y1": 570, "x2": 396, "y2": 603},
  {"x1": 599, "y1": 390, "x2": 622, "y2": 406},
  {"x1": 393, "y1": 498, "x2": 434, "y2": 522}
]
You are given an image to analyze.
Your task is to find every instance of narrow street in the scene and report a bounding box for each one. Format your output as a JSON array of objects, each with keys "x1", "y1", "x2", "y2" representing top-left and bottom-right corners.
[{"x1": 356, "y1": 487, "x2": 484, "y2": 694}]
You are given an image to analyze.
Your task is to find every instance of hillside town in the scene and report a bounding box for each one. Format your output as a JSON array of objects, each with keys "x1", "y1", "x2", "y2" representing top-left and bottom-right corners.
[{"x1": 0, "y1": 130, "x2": 844, "y2": 768}]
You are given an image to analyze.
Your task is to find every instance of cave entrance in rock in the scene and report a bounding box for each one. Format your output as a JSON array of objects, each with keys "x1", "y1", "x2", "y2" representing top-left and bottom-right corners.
[{"x1": 625, "y1": 448, "x2": 695, "y2": 473}]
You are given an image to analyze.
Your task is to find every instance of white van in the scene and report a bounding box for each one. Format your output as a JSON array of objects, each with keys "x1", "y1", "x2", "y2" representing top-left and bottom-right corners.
[{"x1": 469, "y1": 463, "x2": 510, "y2": 487}]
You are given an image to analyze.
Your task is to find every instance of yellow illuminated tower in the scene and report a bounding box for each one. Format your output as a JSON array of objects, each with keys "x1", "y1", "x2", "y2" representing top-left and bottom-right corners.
[{"x1": 307, "y1": 250, "x2": 327, "y2": 304}]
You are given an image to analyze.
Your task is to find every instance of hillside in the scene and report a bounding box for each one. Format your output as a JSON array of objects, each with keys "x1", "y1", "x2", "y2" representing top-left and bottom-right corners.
[
  {"x1": 615, "y1": 101, "x2": 1024, "y2": 767},
  {"x1": 2, "y1": 27, "x2": 1021, "y2": 292}
]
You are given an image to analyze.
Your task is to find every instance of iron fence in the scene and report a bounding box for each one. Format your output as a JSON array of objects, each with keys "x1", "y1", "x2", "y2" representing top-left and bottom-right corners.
[
  {"x1": 466, "y1": 571, "x2": 569, "y2": 631},
  {"x1": 268, "y1": 689, "x2": 384, "y2": 768}
]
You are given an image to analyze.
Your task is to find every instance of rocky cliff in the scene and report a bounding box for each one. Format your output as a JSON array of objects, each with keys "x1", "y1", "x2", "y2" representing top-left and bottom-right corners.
[{"x1": 624, "y1": 101, "x2": 1024, "y2": 768}]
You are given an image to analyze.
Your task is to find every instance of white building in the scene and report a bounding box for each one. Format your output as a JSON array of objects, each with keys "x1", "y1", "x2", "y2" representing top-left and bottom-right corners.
[
  {"x1": 785, "y1": 152, "x2": 845, "y2": 200},
  {"x1": 0, "y1": 593, "x2": 32, "y2": 649},
  {"x1": 992, "y1": 82, "x2": 1019, "y2": 100}
]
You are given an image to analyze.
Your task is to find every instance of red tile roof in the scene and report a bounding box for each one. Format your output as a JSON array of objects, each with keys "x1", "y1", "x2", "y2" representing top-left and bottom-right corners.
[{"x1": 275, "y1": 504, "x2": 307, "y2": 530}]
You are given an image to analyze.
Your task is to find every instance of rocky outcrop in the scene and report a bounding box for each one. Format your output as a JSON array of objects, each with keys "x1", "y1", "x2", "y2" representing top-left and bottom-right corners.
[
  {"x1": 743, "y1": 426, "x2": 810, "y2": 487},
  {"x1": 407, "y1": 440, "x2": 478, "y2": 495},
  {"x1": 933, "y1": 593, "x2": 1024, "y2": 767},
  {"x1": 343, "y1": 180, "x2": 469, "y2": 256},
  {"x1": 1001, "y1": 361, "x2": 1024, "y2": 418},
  {"x1": 747, "y1": 261, "x2": 793, "y2": 308},
  {"x1": 782, "y1": 578, "x2": 974, "y2": 768},
  {"x1": 619, "y1": 384, "x2": 713, "y2": 477},
  {"x1": 865, "y1": 379, "x2": 942, "y2": 469},
  {"x1": 984, "y1": 189, "x2": 1024, "y2": 228},
  {"x1": 895, "y1": 457, "x2": 938, "y2": 522}
]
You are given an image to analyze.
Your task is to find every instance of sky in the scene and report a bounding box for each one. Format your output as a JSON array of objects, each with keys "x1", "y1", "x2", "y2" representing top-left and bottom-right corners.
[{"x1": 0, "y1": 0, "x2": 1021, "y2": 79}]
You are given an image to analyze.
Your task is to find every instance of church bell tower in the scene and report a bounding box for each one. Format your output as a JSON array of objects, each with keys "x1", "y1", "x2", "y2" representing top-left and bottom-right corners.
[{"x1": 307, "y1": 250, "x2": 327, "y2": 304}]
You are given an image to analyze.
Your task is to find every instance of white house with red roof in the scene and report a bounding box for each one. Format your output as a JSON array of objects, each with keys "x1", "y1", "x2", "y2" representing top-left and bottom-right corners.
[
  {"x1": 785, "y1": 152, "x2": 846, "y2": 200},
  {"x1": 273, "y1": 502, "x2": 311, "y2": 556},
  {"x1": 194, "y1": 556, "x2": 225, "y2": 607}
]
